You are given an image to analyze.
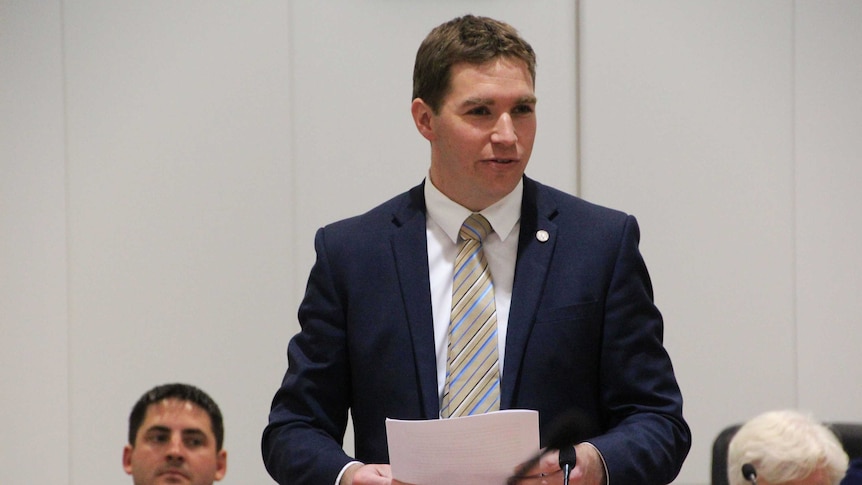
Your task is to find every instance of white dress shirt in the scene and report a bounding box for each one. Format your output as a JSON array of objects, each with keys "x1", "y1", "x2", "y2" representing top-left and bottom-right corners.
[{"x1": 423, "y1": 176, "x2": 522, "y2": 406}]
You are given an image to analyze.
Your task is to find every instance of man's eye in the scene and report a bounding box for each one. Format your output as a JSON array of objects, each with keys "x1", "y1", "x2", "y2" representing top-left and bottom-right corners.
[
  {"x1": 467, "y1": 106, "x2": 491, "y2": 115},
  {"x1": 184, "y1": 437, "x2": 205, "y2": 448},
  {"x1": 513, "y1": 104, "x2": 534, "y2": 115},
  {"x1": 147, "y1": 433, "x2": 169, "y2": 444}
]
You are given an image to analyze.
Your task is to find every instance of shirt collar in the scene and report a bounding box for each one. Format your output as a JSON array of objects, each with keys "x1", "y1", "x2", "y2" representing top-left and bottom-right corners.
[{"x1": 424, "y1": 175, "x2": 522, "y2": 244}]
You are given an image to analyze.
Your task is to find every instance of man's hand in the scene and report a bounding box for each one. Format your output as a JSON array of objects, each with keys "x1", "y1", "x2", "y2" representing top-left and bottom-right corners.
[
  {"x1": 510, "y1": 443, "x2": 606, "y2": 485},
  {"x1": 341, "y1": 463, "x2": 413, "y2": 485}
]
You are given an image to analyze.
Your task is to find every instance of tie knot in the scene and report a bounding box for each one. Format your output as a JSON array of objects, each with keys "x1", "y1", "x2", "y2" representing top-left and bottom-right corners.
[{"x1": 460, "y1": 213, "x2": 492, "y2": 242}]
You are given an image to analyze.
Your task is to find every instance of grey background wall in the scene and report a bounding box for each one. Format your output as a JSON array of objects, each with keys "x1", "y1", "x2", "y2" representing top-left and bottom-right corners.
[{"x1": 1, "y1": 1, "x2": 859, "y2": 484}]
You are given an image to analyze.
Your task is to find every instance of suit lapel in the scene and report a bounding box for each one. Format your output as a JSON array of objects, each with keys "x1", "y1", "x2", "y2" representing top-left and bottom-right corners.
[
  {"x1": 388, "y1": 179, "x2": 559, "y2": 414},
  {"x1": 501, "y1": 178, "x2": 558, "y2": 407},
  {"x1": 390, "y1": 183, "x2": 440, "y2": 418}
]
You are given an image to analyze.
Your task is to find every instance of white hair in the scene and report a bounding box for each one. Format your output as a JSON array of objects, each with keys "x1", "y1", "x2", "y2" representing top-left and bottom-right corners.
[{"x1": 727, "y1": 410, "x2": 849, "y2": 485}]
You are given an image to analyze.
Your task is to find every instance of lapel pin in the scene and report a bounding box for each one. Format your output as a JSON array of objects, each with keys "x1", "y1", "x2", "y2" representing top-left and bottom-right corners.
[{"x1": 536, "y1": 230, "x2": 549, "y2": 243}]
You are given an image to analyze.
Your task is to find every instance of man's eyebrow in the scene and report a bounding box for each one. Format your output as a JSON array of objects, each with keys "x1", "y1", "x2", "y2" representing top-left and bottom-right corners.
[
  {"x1": 143, "y1": 426, "x2": 208, "y2": 437},
  {"x1": 462, "y1": 97, "x2": 494, "y2": 107},
  {"x1": 461, "y1": 95, "x2": 537, "y2": 107}
]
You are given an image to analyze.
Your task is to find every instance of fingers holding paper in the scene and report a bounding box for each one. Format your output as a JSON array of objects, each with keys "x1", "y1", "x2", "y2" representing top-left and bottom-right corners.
[{"x1": 344, "y1": 463, "x2": 414, "y2": 485}]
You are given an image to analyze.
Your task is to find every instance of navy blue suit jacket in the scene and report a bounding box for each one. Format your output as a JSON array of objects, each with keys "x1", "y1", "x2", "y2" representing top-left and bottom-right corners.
[{"x1": 263, "y1": 177, "x2": 690, "y2": 484}]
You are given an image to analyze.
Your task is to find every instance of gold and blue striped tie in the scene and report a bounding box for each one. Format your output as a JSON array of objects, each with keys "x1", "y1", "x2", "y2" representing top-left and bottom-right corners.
[{"x1": 441, "y1": 213, "x2": 501, "y2": 418}]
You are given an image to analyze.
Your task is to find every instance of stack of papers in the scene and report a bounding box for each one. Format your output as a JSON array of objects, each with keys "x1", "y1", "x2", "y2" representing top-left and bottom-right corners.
[{"x1": 385, "y1": 409, "x2": 540, "y2": 485}]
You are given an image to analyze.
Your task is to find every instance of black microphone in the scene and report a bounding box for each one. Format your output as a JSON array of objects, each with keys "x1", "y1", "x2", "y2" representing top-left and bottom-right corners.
[
  {"x1": 742, "y1": 463, "x2": 758, "y2": 484},
  {"x1": 558, "y1": 445, "x2": 577, "y2": 485},
  {"x1": 508, "y1": 409, "x2": 597, "y2": 484}
]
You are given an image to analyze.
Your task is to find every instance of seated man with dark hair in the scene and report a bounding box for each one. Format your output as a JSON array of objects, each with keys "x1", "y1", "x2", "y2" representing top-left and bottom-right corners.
[{"x1": 123, "y1": 383, "x2": 227, "y2": 485}]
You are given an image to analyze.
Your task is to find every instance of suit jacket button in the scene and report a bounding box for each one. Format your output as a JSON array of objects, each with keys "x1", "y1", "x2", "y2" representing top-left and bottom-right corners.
[{"x1": 536, "y1": 230, "x2": 549, "y2": 242}]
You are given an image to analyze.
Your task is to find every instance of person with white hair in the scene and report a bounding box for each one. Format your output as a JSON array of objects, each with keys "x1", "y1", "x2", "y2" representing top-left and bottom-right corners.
[{"x1": 727, "y1": 409, "x2": 849, "y2": 485}]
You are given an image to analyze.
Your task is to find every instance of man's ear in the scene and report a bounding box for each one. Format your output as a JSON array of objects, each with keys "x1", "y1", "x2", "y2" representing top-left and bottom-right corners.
[
  {"x1": 214, "y1": 449, "x2": 228, "y2": 481},
  {"x1": 411, "y1": 98, "x2": 436, "y2": 142},
  {"x1": 122, "y1": 444, "x2": 134, "y2": 475}
]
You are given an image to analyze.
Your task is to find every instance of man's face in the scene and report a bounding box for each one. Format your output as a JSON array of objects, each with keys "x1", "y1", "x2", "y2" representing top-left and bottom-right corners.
[
  {"x1": 413, "y1": 56, "x2": 537, "y2": 211},
  {"x1": 123, "y1": 398, "x2": 226, "y2": 485}
]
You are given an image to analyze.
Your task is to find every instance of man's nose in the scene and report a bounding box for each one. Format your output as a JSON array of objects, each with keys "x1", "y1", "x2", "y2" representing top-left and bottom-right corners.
[
  {"x1": 491, "y1": 113, "x2": 517, "y2": 145},
  {"x1": 165, "y1": 437, "x2": 186, "y2": 460}
]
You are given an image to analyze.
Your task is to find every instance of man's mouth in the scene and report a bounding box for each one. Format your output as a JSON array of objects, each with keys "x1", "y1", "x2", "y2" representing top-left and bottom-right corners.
[{"x1": 158, "y1": 468, "x2": 190, "y2": 481}]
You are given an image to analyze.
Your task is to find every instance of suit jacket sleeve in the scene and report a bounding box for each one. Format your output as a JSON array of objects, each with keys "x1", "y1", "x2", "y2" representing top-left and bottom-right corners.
[
  {"x1": 586, "y1": 215, "x2": 690, "y2": 483},
  {"x1": 261, "y1": 187, "x2": 434, "y2": 485},
  {"x1": 262, "y1": 226, "x2": 355, "y2": 485}
]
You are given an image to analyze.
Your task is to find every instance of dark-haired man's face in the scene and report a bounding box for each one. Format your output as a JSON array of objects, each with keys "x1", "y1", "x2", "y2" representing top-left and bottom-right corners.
[{"x1": 123, "y1": 398, "x2": 226, "y2": 485}]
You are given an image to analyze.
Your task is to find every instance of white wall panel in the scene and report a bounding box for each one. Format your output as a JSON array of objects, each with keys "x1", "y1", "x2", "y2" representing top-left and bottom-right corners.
[
  {"x1": 579, "y1": 2, "x2": 795, "y2": 483},
  {"x1": 62, "y1": 1, "x2": 293, "y2": 483},
  {"x1": 0, "y1": 1, "x2": 70, "y2": 483},
  {"x1": 795, "y1": 1, "x2": 862, "y2": 420}
]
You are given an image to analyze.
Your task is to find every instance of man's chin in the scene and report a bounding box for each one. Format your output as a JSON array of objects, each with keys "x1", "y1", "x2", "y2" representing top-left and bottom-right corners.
[{"x1": 155, "y1": 470, "x2": 191, "y2": 484}]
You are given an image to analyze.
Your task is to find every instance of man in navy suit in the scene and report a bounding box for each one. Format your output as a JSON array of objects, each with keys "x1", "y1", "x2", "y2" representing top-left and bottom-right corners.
[{"x1": 263, "y1": 15, "x2": 690, "y2": 485}]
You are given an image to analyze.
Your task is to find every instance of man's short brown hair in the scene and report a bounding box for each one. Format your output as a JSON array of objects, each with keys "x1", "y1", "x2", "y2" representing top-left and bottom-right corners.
[{"x1": 412, "y1": 15, "x2": 537, "y2": 113}]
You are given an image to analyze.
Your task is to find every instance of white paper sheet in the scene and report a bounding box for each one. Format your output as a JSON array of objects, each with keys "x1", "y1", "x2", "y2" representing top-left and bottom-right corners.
[{"x1": 385, "y1": 409, "x2": 539, "y2": 485}]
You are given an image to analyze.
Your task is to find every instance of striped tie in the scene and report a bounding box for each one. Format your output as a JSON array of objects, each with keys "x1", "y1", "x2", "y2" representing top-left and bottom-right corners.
[{"x1": 441, "y1": 213, "x2": 501, "y2": 418}]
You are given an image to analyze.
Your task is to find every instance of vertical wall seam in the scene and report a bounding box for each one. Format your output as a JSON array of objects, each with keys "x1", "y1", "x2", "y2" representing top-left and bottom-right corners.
[
  {"x1": 791, "y1": 0, "x2": 799, "y2": 407},
  {"x1": 574, "y1": 0, "x2": 582, "y2": 197},
  {"x1": 286, "y1": 0, "x2": 299, "y2": 311},
  {"x1": 58, "y1": 0, "x2": 73, "y2": 482}
]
